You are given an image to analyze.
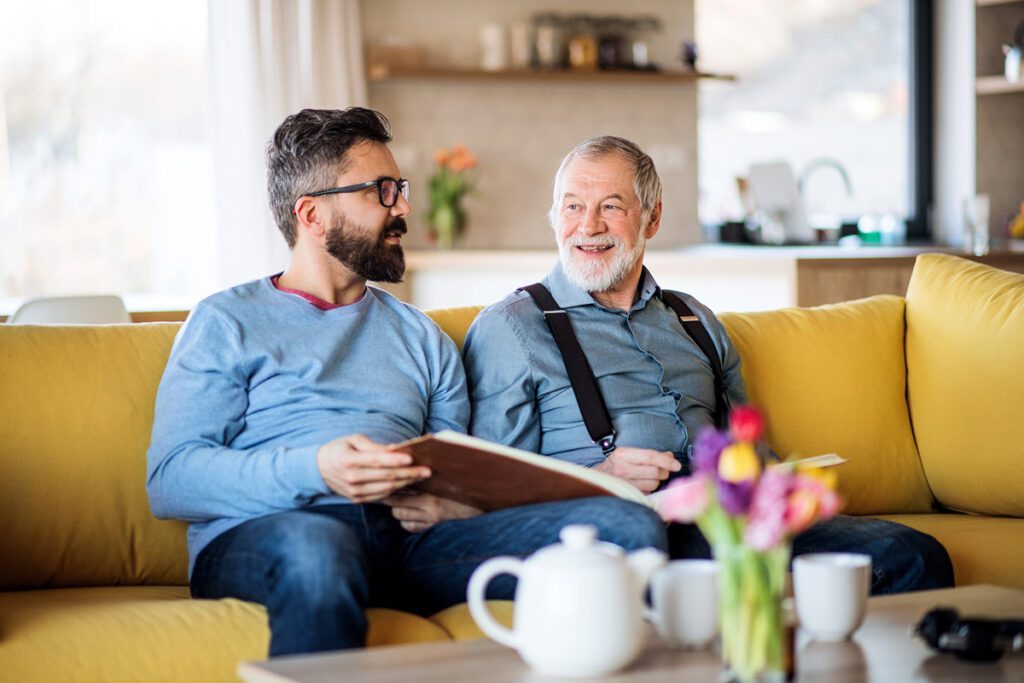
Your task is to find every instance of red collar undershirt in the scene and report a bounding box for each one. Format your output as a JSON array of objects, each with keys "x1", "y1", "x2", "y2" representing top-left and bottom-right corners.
[{"x1": 270, "y1": 274, "x2": 346, "y2": 311}]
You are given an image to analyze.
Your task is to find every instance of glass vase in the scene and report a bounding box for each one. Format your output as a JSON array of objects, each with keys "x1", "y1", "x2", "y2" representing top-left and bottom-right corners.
[
  {"x1": 428, "y1": 201, "x2": 464, "y2": 249},
  {"x1": 716, "y1": 543, "x2": 790, "y2": 683}
]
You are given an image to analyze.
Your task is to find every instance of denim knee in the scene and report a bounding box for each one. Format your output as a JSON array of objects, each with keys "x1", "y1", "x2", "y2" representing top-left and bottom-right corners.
[
  {"x1": 875, "y1": 527, "x2": 954, "y2": 593},
  {"x1": 563, "y1": 497, "x2": 668, "y2": 552},
  {"x1": 269, "y1": 514, "x2": 370, "y2": 606}
]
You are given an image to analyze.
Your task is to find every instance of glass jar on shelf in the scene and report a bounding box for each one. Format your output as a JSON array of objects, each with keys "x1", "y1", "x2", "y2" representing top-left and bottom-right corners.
[
  {"x1": 597, "y1": 16, "x2": 627, "y2": 70},
  {"x1": 566, "y1": 14, "x2": 599, "y2": 71},
  {"x1": 630, "y1": 15, "x2": 663, "y2": 71},
  {"x1": 532, "y1": 12, "x2": 564, "y2": 69}
]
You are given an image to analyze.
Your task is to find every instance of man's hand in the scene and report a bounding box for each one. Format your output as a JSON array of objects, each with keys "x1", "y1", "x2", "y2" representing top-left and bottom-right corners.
[
  {"x1": 381, "y1": 492, "x2": 482, "y2": 533},
  {"x1": 316, "y1": 434, "x2": 430, "y2": 504},
  {"x1": 593, "y1": 447, "x2": 681, "y2": 494}
]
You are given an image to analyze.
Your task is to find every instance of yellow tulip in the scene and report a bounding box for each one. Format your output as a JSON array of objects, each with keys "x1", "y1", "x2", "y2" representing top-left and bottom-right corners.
[{"x1": 718, "y1": 442, "x2": 760, "y2": 482}]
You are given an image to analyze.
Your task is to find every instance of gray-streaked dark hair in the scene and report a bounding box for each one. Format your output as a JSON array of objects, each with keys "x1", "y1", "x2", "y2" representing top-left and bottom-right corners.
[
  {"x1": 266, "y1": 107, "x2": 392, "y2": 248},
  {"x1": 547, "y1": 136, "x2": 662, "y2": 228}
]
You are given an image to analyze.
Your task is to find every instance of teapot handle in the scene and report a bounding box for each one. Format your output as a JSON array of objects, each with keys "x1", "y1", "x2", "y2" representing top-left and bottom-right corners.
[{"x1": 467, "y1": 556, "x2": 523, "y2": 649}]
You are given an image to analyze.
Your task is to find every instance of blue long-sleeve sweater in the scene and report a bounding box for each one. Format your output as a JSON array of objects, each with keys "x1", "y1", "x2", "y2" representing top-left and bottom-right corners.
[{"x1": 146, "y1": 277, "x2": 469, "y2": 576}]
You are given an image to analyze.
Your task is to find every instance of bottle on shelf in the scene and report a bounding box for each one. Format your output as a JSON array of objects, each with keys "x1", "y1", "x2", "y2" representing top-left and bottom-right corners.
[{"x1": 566, "y1": 14, "x2": 599, "y2": 71}]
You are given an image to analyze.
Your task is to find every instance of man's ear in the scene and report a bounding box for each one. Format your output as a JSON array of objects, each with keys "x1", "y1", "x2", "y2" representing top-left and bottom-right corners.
[
  {"x1": 293, "y1": 196, "x2": 326, "y2": 238},
  {"x1": 644, "y1": 200, "x2": 663, "y2": 239}
]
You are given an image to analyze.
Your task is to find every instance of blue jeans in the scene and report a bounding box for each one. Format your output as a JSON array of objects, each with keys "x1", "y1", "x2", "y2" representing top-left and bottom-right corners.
[
  {"x1": 667, "y1": 514, "x2": 954, "y2": 595},
  {"x1": 191, "y1": 497, "x2": 666, "y2": 656}
]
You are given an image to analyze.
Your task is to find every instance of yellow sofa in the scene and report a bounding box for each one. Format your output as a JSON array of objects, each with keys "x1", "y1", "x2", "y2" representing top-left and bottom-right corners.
[{"x1": 1, "y1": 253, "x2": 1021, "y2": 681}]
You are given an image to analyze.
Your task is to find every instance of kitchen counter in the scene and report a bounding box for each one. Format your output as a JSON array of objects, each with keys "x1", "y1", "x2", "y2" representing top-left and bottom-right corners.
[
  {"x1": 380, "y1": 243, "x2": 1024, "y2": 312},
  {"x1": 5, "y1": 244, "x2": 1020, "y2": 322}
]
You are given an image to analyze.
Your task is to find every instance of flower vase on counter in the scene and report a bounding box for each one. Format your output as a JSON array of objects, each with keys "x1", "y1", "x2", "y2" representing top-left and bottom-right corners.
[{"x1": 427, "y1": 144, "x2": 477, "y2": 249}]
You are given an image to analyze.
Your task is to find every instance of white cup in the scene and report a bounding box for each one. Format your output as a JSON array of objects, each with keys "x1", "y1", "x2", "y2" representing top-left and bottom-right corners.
[
  {"x1": 793, "y1": 553, "x2": 871, "y2": 642},
  {"x1": 479, "y1": 23, "x2": 509, "y2": 71},
  {"x1": 647, "y1": 559, "x2": 720, "y2": 648}
]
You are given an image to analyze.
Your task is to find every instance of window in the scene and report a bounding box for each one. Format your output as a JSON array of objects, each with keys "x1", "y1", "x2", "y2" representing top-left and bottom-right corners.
[
  {"x1": 696, "y1": 0, "x2": 916, "y2": 238},
  {"x1": 0, "y1": 0, "x2": 214, "y2": 303}
]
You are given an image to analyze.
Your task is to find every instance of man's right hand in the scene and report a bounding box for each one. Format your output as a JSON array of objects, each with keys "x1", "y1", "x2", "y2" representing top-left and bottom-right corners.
[
  {"x1": 316, "y1": 434, "x2": 430, "y2": 503},
  {"x1": 593, "y1": 447, "x2": 681, "y2": 494}
]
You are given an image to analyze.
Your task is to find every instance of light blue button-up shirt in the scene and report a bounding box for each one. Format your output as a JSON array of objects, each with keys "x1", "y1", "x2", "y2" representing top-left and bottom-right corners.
[{"x1": 463, "y1": 263, "x2": 747, "y2": 472}]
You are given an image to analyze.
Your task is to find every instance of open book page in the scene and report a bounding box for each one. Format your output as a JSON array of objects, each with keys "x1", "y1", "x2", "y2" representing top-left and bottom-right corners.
[
  {"x1": 772, "y1": 453, "x2": 847, "y2": 470},
  {"x1": 392, "y1": 430, "x2": 649, "y2": 511}
]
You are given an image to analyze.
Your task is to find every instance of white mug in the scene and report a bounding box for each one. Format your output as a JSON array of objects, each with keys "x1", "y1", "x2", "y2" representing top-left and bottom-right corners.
[
  {"x1": 793, "y1": 553, "x2": 871, "y2": 642},
  {"x1": 646, "y1": 559, "x2": 720, "y2": 647}
]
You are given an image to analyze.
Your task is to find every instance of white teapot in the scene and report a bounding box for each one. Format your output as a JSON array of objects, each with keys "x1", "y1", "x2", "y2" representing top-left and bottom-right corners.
[{"x1": 467, "y1": 524, "x2": 667, "y2": 678}]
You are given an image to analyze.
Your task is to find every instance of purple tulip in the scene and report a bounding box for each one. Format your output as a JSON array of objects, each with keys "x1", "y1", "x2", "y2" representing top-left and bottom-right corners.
[
  {"x1": 693, "y1": 427, "x2": 733, "y2": 474},
  {"x1": 717, "y1": 478, "x2": 755, "y2": 516}
]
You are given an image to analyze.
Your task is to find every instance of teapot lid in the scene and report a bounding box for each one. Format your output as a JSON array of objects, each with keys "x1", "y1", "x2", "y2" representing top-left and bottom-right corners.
[
  {"x1": 560, "y1": 524, "x2": 606, "y2": 549},
  {"x1": 529, "y1": 524, "x2": 624, "y2": 573}
]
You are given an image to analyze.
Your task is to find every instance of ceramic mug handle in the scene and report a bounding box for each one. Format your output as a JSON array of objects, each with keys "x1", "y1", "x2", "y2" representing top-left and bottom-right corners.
[{"x1": 467, "y1": 556, "x2": 523, "y2": 649}]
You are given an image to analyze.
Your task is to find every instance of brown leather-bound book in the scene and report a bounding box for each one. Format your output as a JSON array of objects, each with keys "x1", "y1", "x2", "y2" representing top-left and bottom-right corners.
[{"x1": 391, "y1": 431, "x2": 648, "y2": 512}]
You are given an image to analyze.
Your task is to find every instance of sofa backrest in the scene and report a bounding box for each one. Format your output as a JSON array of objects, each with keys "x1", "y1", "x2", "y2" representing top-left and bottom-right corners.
[
  {"x1": 0, "y1": 309, "x2": 483, "y2": 591},
  {"x1": 905, "y1": 254, "x2": 1024, "y2": 517},
  {"x1": 720, "y1": 295, "x2": 934, "y2": 515},
  {"x1": 0, "y1": 295, "x2": 944, "y2": 590},
  {"x1": 0, "y1": 323, "x2": 187, "y2": 590}
]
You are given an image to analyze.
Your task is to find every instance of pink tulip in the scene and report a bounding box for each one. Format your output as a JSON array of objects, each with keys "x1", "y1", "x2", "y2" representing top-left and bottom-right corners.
[
  {"x1": 783, "y1": 488, "x2": 819, "y2": 535},
  {"x1": 744, "y1": 469, "x2": 791, "y2": 550},
  {"x1": 658, "y1": 475, "x2": 711, "y2": 523}
]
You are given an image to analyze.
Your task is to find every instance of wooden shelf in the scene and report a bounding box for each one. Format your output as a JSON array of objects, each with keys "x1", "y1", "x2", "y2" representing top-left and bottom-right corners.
[
  {"x1": 367, "y1": 65, "x2": 735, "y2": 85},
  {"x1": 977, "y1": 75, "x2": 1024, "y2": 94},
  {"x1": 976, "y1": 0, "x2": 1023, "y2": 6}
]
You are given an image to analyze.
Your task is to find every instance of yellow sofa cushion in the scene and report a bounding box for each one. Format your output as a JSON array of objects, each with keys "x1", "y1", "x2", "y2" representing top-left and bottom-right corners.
[
  {"x1": 428, "y1": 600, "x2": 514, "y2": 640},
  {"x1": 720, "y1": 297, "x2": 933, "y2": 515},
  {"x1": 0, "y1": 587, "x2": 450, "y2": 683},
  {"x1": 905, "y1": 254, "x2": 1024, "y2": 517},
  {"x1": 876, "y1": 514, "x2": 1024, "y2": 590},
  {"x1": 425, "y1": 306, "x2": 484, "y2": 351},
  {"x1": 0, "y1": 324, "x2": 188, "y2": 590}
]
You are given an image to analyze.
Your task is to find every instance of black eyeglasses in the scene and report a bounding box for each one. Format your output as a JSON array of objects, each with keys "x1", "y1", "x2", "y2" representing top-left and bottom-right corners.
[{"x1": 306, "y1": 177, "x2": 410, "y2": 208}]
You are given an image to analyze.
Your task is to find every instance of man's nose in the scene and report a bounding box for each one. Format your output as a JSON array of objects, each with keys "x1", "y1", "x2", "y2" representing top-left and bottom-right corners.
[
  {"x1": 391, "y1": 191, "x2": 411, "y2": 218},
  {"x1": 580, "y1": 206, "x2": 603, "y2": 234}
]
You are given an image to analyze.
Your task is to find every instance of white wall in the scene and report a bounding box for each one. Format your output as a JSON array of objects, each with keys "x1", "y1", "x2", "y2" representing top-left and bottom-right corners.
[{"x1": 933, "y1": 0, "x2": 975, "y2": 244}]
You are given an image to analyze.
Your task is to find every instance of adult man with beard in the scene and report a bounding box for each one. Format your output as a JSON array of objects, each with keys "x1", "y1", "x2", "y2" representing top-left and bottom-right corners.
[
  {"x1": 462, "y1": 135, "x2": 954, "y2": 594},
  {"x1": 147, "y1": 111, "x2": 667, "y2": 657}
]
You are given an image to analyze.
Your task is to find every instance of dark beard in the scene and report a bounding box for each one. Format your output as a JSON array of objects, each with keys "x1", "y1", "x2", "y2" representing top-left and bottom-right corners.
[{"x1": 325, "y1": 216, "x2": 406, "y2": 283}]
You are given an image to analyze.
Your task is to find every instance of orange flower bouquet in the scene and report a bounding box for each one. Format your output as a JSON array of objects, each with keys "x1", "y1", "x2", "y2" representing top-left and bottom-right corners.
[{"x1": 427, "y1": 144, "x2": 477, "y2": 248}]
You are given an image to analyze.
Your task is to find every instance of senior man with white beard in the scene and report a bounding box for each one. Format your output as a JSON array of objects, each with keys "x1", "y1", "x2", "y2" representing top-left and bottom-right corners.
[{"x1": 461, "y1": 135, "x2": 955, "y2": 594}]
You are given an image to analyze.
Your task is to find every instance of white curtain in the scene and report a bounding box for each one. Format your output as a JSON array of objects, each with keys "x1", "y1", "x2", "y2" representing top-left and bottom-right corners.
[{"x1": 208, "y1": 0, "x2": 367, "y2": 288}]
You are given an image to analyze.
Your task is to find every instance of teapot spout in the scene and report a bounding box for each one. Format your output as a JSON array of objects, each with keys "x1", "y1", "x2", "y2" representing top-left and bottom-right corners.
[{"x1": 626, "y1": 547, "x2": 668, "y2": 592}]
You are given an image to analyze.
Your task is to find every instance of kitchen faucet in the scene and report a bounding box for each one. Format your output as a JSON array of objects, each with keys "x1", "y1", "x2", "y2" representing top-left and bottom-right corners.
[
  {"x1": 798, "y1": 157, "x2": 856, "y2": 240},
  {"x1": 798, "y1": 157, "x2": 853, "y2": 197}
]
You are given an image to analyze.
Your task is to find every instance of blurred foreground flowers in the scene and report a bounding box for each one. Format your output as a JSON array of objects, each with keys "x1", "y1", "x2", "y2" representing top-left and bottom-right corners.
[{"x1": 658, "y1": 405, "x2": 842, "y2": 682}]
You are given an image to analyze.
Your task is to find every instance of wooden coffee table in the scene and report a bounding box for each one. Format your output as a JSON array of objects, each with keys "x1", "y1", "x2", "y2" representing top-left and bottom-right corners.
[{"x1": 239, "y1": 584, "x2": 1024, "y2": 682}]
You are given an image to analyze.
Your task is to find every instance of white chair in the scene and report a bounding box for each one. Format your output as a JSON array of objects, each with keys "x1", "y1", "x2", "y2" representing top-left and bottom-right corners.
[{"x1": 8, "y1": 295, "x2": 132, "y2": 324}]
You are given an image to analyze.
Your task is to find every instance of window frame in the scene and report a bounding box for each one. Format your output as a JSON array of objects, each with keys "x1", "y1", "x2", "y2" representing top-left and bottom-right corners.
[{"x1": 908, "y1": 0, "x2": 934, "y2": 241}]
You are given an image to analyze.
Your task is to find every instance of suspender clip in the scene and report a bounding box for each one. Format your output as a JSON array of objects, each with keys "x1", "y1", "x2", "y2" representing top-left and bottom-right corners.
[{"x1": 598, "y1": 431, "x2": 617, "y2": 455}]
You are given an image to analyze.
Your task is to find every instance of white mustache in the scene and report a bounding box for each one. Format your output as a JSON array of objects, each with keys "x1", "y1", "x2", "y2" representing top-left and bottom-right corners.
[{"x1": 563, "y1": 235, "x2": 621, "y2": 249}]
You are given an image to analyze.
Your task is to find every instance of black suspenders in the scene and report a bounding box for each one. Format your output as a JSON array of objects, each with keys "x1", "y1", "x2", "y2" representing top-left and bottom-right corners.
[
  {"x1": 520, "y1": 283, "x2": 731, "y2": 455},
  {"x1": 521, "y1": 284, "x2": 618, "y2": 454},
  {"x1": 659, "y1": 290, "x2": 731, "y2": 430}
]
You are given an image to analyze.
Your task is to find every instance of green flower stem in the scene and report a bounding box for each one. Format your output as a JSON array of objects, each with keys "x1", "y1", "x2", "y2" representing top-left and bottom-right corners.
[{"x1": 716, "y1": 542, "x2": 789, "y2": 682}]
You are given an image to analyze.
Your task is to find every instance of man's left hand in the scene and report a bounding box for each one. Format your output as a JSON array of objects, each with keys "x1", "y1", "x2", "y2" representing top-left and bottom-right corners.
[{"x1": 381, "y1": 492, "x2": 482, "y2": 533}]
